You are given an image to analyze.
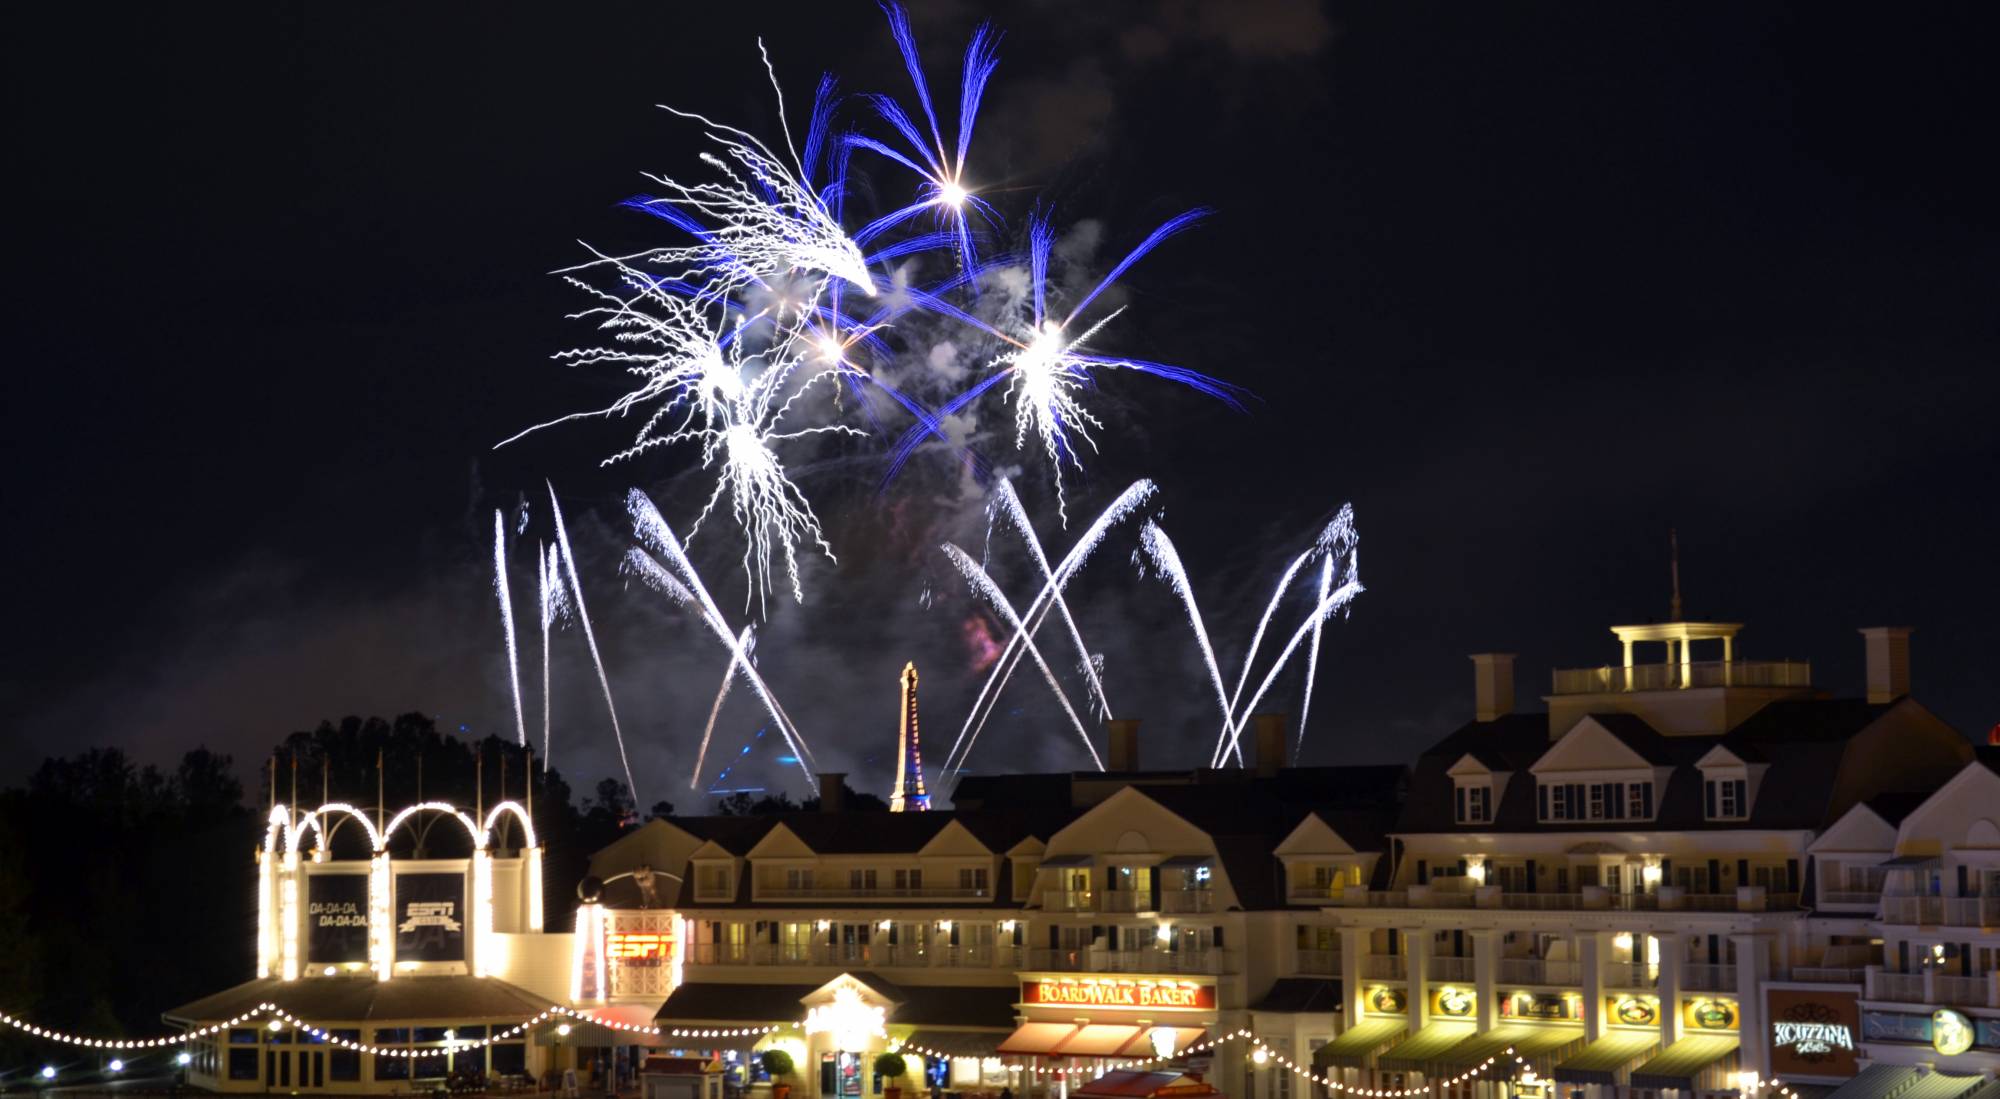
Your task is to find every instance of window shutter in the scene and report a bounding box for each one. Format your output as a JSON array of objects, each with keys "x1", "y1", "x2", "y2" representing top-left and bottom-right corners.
[
  {"x1": 1538, "y1": 785, "x2": 1549, "y2": 821},
  {"x1": 768, "y1": 922, "x2": 779, "y2": 944},
  {"x1": 888, "y1": 924, "x2": 899, "y2": 946},
  {"x1": 1705, "y1": 780, "x2": 1717, "y2": 818},
  {"x1": 1416, "y1": 860, "x2": 1428, "y2": 885},
  {"x1": 950, "y1": 923, "x2": 961, "y2": 947},
  {"x1": 1104, "y1": 926, "x2": 1118, "y2": 950},
  {"x1": 1049, "y1": 926, "x2": 1060, "y2": 950},
  {"x1": 1149, "y1": 871, "x2": 1161, "y2": 913},
  {"x1": 1456, "y1": 786, "x2": 1466, "y2": 822},
  {"x1": 1524, "y1": 859, "x2": 1537, "y2": 893},
  {"x1": 1737, "y1": 859, "x2": 1749, "y2": 886},
  {"x1": 1213, "y1": 926, "x2": 1225, "y2": 948}
]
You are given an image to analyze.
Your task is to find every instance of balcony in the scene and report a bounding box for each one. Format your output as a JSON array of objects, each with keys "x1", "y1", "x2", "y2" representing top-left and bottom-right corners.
[
  {"x1": 1552, "y1": 659, "x2": 1811, "y2": 695},
  {"x1": 1791, "y1": 966, "x2": 1865, "y2": 984},
  {"x1": 1429, "y1": 956, "x2": 1475, "y2": 982},
  {"x1": 1335, "y1": 890, "x2": 1410, "y2": 908},
  {"x1": 683, "y1": 943, "x2": 752, "y2": 965},
  {"x1": 933, "y1": 945, "x2": 1000, "y2": 968},
  {"x1": 1866, "y1": 968, "x2": 1927, "y2": 1004},
  {"x1": 1360, "y1": 955, "x2": 1406, "y2": 981},
  {"x1": 757, "y1": 885, "x2": 991, "y2": 901},
  {"x1": 1100, "y1": 891, "x2": 1149, "y2": 914},
  {"x1": 1944, "y1": 898, "x2": 2000, "y2": 928},
  {"x1": 1933, "y1": 974, "x2": 1998, "y2": 1008},
  {"x1": 1024, "y1": 947, "x2": 1233, "y2": 975},
  {"x1": 1681, "y1": 963, "x2": 1735, "y2": 992},
  {"x1": 1297, "y1": 949, "x2": 1340, "y2": 976},
  {"x1": 1043, "y1": 890, "x2": 1095, "y2": 912},
  {"x1": 1291, "y1": 883, "x2": 1341, "y2": 902},
  {"x1": 1499, "y1": 893, "x2": 1585, "y2": 911},
  {"x1": 1604, "y1": 963, "x2": 1658, "y2": 989},
  {"x1": 1498, "y1": 958, "x2": 1581, "y2": 985},
  {"x1": 1882, "y1": 896, "x2": 1944, "y2": 925},
  {"x1": 1162, "y1": 890, "x2": 1217, "y2": 914}
]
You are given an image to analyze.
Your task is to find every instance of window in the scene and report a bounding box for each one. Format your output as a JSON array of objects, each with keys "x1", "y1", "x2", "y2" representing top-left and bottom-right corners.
[
  {"x1": 849, "y1": 868, "x2": 878, "y2": 892},
  {"x1": 894, "y1": 868, "x2": 923, "y2": 892},
  {"x1": 959, "y1": 867, "x2": 989, "y2": 894},
  {"x1": 785, "y1": 868, "x2": 815, "y2": 891},
  {"x1": 227, "y1": 1049, "x2": 259, "y2": 1081},
  {"x1": 375, "y1": 1054, "x2": 410, "y2": 1081},
  {"x1": 490, "y1": 1043, "x2": 526, "y2": 1078},
  {"x1": 1705, "y1": 778, "x2": 1748, "y2": 820},
  {"x1": 1539, "y1": 783, "x2": 1588, "y2": 821},
  {"x1": 1455, "y1": 784, "x2": 1492, "y2": 824},
  {"x1": 1628, "y1": 783, "x2": 1654, "y2": 819},
  {"x1": 328, "y1": 1031, "x2": 361, "y2": 1082},
  {"x1": 696, "y1": 864, "x2": 731, "y2": 897}
]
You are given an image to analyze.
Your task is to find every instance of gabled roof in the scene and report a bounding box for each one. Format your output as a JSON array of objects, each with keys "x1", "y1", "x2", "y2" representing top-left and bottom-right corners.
[{"x1": 166, "y1": 976, "x2": 553, "y2": 1024}]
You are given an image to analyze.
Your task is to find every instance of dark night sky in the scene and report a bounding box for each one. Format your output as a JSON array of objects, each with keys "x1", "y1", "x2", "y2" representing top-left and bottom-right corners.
[{"x1": 5, "y1": 3, "x2": 1997, "y2": 802}]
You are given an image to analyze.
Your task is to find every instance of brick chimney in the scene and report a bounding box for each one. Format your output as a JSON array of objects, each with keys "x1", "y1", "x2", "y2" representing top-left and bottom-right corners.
[
  {"x1": 1471, "y1": 654, "x2": 1516, "y2": 722},
  {"x1": 1253, "y1": 713, "x2": 1288, "y2": 777},
  {"x1": 1859, "y1": 628, "x2": 1913, "y2": 704},
  {"x1": 818, "y1": 773, "x2": 846, "y2": 812},
  {"x1": 1106, "y1": 719, "x2": 1141, "y2": 771}
]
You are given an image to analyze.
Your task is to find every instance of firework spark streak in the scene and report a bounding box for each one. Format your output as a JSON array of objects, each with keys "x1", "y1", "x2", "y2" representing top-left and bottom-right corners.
[
  {"x1": 548, "y1": 485, "x2": 641, "y2": 806},
  {"x1": 1216, "y1": 547, "x2": 1317, "y2": 766},
  {"x1": 940, "y1": 479, "x2": 1156, "y2": 780},
  {"x1": 493, "y1": 511, "x2": 528, "y2": 748},
  {"x1": 1295, "y1": 555, "x2": 1335, "y2": 760},
  {"x1": 941, "y1": 542, "x2": 1104, "y2": 771},
  {"x1": 991, "y1": 479, "x2": 1113, "y2": 716},
  {"x1": 1134, "y1": 522, "x2": 1238, "y2": 755},
  {"x1": 538, "y1": 541, "x2": 562, "y2": 769},
  {"x1": 626, "y1": 489, "x2": 820, "y2": 792}
]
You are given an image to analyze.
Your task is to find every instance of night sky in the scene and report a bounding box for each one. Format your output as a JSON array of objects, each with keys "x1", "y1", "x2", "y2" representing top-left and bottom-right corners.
[{"x1": 6, "y1": 3, "x2": 1997, "y2": 803}]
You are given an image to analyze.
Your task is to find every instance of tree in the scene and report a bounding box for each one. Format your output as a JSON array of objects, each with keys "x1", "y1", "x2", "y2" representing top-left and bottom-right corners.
[{"x1": 646, "y1": 799, "x2": 676, "y2": 821}]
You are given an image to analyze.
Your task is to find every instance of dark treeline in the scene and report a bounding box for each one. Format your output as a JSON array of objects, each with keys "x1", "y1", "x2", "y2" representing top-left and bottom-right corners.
[{"x1": 0, "y1": 714, "x2": 646, "y2": 1060}]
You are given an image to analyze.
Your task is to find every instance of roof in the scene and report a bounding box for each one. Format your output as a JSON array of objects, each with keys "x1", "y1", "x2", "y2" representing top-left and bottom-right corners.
[
  {"x1": 1552, "y1": 1032, "x2": 1660, "y2": 1085},
  {"x1": 1072, "y1": 1071, "x2": 1216, "y2": 1099},
  {"x1": 1628, "y1": 1035, "x2": 1738, "y2": 1091},
  {"x1": 652, "y1": 980, "x2": 1017, "y2": 1030},
  {"x1": 1396, "y1": 699, "x2": 1930, "y2": 835},
  {"x1": 1250, "y1": 978, "x2": 1343, "y2": 1015},
  {"x1": 164, "y1": 976, "x2": 553, "y2": 1024}
]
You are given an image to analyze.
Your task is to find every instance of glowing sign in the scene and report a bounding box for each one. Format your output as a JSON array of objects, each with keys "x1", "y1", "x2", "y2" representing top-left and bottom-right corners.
[
  {"x1": 608, "y1": 932, "x2": 673, "y2": 966},
  {"x1": 1933, "y1": 1009, "x2": 1973, "y2": 1057},
  {"x1": 805, "y1": 986, "x2": 886, "y2": 1051},
  {"x1": 1021, "y1": 979, "x2": 1215, "y2": 1010},
  {"x1": 1772, "y1": 1022, "x2": 1853, "y2": 1055}
]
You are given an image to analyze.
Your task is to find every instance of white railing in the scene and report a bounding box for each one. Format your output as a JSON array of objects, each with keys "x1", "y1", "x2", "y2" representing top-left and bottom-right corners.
[
  {"x1": 1933, "y1": 974, "x2": 1996, "y2": 1007},
  {"x1": 1552, "y1": 659, "x2": 1810, "y2": 694},
  {"x1": 1429, "y1": 956, "x2": 1475, "y2": 982},
  {"x1": 1791, "y1": 966, "x2": 1864, "y2": 983},
  {"x1": 1944, "y1": 898, "x2": 2000, "y2": 928},
  {"x1": 1361, "y1": 955, "x2": 1406, "y2": 980},
  {"x1": 1100, "y1": 892, "x2": 1148, "y2": 913},
  {"x1": 1882, "y1": 896, "x2": 1943, "y2": 925},
  {"x1": 1821, "y1": 891, "x2": 1881, "y2": 906},
  {"x1": 1605, "y1": 963, "x2": 1658, "y2": 988},
  {"x1": 1291, "y1": 883, "x2": 1340, "y2": 901},
  {"x1": 1681, "y1": 964, "x2": 1735, "y2": 992},
  {"x1": 1043, "y1": 890, "x2": 1095, "y2": 912},
  {"x1": 1024, "y1": 947, "x2": 1234, "y2": 975},
  {"x1": 758, "y1": 885, "x2": 989, "y2": 900},
  {"x1": 1298, "y1": 949, "x2": 1340, "y2": 976},
  {"x1": 1162, "y1": 891, "x2": 1217, "y2": 914},
  {"x1": 683, "y1": 943, "x2": 751, "y2": 965},
  {"x1": 1499, "y1": 958, "x2": 1578, "y2": 985},
  {"x1": 1867, "y1": 968, "x2": 1926, "y2": 1003},
  {"x1": 1500, "y1": 893, "x2": 1584, "y2": 911}
]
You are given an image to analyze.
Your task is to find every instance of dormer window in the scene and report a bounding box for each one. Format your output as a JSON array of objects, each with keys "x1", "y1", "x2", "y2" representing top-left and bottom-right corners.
[
  {"x1": 1706, "y1": 777, "x2": 1748, "y2": 820},
  {"x1": 1538, "y1": 780, "x2": 1654, "y2": 822},
  {"x1": 1455, "y1": 782, "x2": 1493, "y2": 824},
  {"x1": 695, "y1": 864, "x2": 733, "y2": 900}
]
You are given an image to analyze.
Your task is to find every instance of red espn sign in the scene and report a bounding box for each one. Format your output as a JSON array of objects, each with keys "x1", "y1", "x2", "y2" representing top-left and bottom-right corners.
[{"x1": 1022, "y1": 980, "x2": 1215, "y2": 1010}]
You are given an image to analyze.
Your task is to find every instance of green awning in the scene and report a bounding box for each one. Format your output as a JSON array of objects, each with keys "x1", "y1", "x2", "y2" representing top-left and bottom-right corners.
[
  {"x1": 1429, "y1": 1025, "x2": 1585, "y2": 1073},
  {"x1": 1314, "y1": 1019, "x2": 1408, "y2": 1069},
  {"x1": 1825, "y1": 1067, "x2": 1993, "y2": 1099},
  {"x1": 1628, "y1": 1036, "x2": 1737, "y2": 1091},
  {"x1": 1377, "y1": 1023, "x2": 1478, "y2": 1072},
  {"x1": 1552, "y1": 1032, "x2": 1660, "y2": 1085}
]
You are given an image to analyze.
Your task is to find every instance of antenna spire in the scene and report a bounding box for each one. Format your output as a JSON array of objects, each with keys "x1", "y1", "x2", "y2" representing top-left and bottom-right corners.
[
  {"x1": 1669, "y1": 528, "x2": 1683, "y2": 621},
  {"x1": 889, "y1": 662, "x2": 931, "y2": 812}
]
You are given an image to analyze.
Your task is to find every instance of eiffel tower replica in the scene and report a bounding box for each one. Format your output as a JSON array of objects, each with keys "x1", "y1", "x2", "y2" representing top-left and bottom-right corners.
[{"x1": 888, "y1": 661, "x2": 931, "y2": 812}]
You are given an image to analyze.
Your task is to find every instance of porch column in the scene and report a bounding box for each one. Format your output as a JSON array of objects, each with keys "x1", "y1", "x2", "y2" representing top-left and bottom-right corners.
[
  {"x1": 1580, "y1": 931, "x2": 1606, "y2": 1040},
  {"x1": 1340, "y1": 927, "x2": 1366, "y2": 1023},
  {"x1": 1472, "y1": 929, "x2": 1500, "y2": 1031},
  {"x1": 1406, "y1": 927, "x2": 1433, "y2": 1035},
  {"x1": 1733, "y1": 933, "x2": 1772, "y2": 1078},
  {"x1": 1656, "y1": 932, "x2": 1683, "y2": 1046}
]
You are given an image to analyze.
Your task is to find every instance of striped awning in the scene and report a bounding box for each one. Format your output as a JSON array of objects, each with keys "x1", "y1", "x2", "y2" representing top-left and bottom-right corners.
[
  {"x1": 901, "y1": 1030, "x2": 1008, "y2": 1058},
  {"x1": 1428, "y1": 1025, "x2": 1584, "y2": 1073},
  {"x1": 1551, "y1": 1032, "x2": 1660, "y2": 1085},
  {"x1": 1825, "y1": 1066, "x2": 1991, "y2": 1099},
  {"x1": 1628, "y1": 1036, "x2": 1738, "y2": 1091},
  {"x1": 1314, "y1": 1019, "x2": 1408, "y2": 1070},
  {"x1": 1376, "y1": 1023, "x2": 1478, "y2": 1072}
]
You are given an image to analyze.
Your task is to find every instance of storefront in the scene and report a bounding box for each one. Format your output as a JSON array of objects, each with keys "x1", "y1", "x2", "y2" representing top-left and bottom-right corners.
[
  {"x1": 1853, "y1": 1003, "x2": 2000, "y2": 1079},
  {"x1": 654, "y1": 976, "x2": 1019, "y2": 1099},
  {"x1": 998, "y1": 975, "x2": 1217, "y2": 1094},
  {"x1": 1763, "y1": 986, "x2": 1860, "y2": 1088}
]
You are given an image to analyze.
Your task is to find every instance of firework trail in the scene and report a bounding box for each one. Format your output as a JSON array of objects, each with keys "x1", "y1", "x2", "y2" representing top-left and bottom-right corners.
[
  {"x1": 1220, "y1": 571, "x2": 1365, "y2": 762},
  {"x1": 1295, "y1": 555, "x2": 1334, "y2": 760},
  {"x1": 547, "y1": 484, "x2": 641, "y2": 805},
  {"x1": 537, "y1": 541, "x2": 563, "y2": 769},
  {"x1": 1216, "y1": 548, "x2": 1317, "y2": 766},
  {"x1": 848, "y1": 2, "x2": 1004, "y2": 273},
  {"x1": 695, "y1": 627, "x2": 755, "y2": 792},
  {"x1": 885, "y1": 211, "x2": 1244, "y2": 520},
  {"x1": 940, "y1": 479, "x2": 1155, "y2": 780},
  {"x1": 626, "y1": 488, "x2": 821, "y2": 792},
  {"x1": 1134, "y1": 521, "x2": 1237, "y2": 756},
  {"x1": 493, "y1": 511, "x2": 528, "y2": 748},
  {"x1": 991, "y1": 479, "x2": 1113, "y2": 717},
  {"x1": 941, "y1": 542, "x2": 1104, "y2": 770}
]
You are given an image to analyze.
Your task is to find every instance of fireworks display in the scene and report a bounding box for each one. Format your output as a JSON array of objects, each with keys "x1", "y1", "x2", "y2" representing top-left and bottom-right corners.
[{"x1": 499, "y1": 6, "x2": 1364, "y2": 792}]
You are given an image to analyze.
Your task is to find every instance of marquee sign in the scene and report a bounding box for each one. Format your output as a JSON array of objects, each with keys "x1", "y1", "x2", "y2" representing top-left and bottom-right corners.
[
  {"x1": 1767, "y1": 989, "x2": 1860, "y2": 1078},
  {"x1": 1022, "y1": 978, "x2": 1215, "y2": 1011},
  {"x1": 607, "y1": 932, "x2": 673, "y2": 967},
  {"x1": 394, "y1": 872, "x2": 466, "y2": 963},
  {"x1": 1933, "y1": 1010, "x2": 1974, "y2": 1057},
  {"x1": 1500, "y1": 991, "x2": 1582, "y2": 1022},
  {"x1": 1683, "y1": 998, "x2": 1738, "y2": 1032},
  {"x1": 305, "y1": 873, "x2": 371, "y2": 964}
]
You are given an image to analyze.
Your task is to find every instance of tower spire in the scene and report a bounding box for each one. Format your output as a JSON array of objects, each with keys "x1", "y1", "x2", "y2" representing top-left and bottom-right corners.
[
  {"x1": 1669, "y1": 527, "x2": 1683, "y2": 621},
  {"x1": 889, "y1": 662, "x2": 931, "y2": 812}
]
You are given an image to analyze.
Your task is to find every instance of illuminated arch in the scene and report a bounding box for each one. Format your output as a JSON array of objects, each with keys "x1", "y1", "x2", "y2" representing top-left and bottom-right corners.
[
  {"x1": 289, "y1": 802, "x2": 385, "y2": 858},
  {"x1": 482, "y1": 801, "x2": 538, "y2": 850},
  {"x1": 263, "y1": 805, "x2": 294, "y2": 856},
  {"x1": 379, "y1": 802, "x2": 482, "y2": 854}
]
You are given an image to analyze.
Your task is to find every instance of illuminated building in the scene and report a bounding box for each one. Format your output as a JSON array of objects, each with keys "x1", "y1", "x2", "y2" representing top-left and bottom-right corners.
[{"x1": 1314, "y1": 616, "x2": 1972, "y2": 1099}]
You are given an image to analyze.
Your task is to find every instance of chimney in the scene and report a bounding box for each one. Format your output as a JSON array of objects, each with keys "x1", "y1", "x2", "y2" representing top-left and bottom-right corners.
[
  {"x1": 1859, "y1": 628, "x2": 1913, "y2": 704},
  {"x1": 1105, "y1": 719, "x2": 1141, "y2": 772},
  {"x1": 818, "y1": 773, "x2": 846, "y2": 813},
  {"x1": 1471, "y1": 654, "x2": 1516, "y2": 722},
  {"x1": 1253, "y1": 713, "x2": 1288, "y2": 777}
]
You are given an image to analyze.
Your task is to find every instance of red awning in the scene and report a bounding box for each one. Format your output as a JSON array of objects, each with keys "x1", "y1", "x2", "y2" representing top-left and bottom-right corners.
[
  {"x1": 1058, "y1": 1025, "x2": 1146, "y2": 1057},
  {"x1": 1073, "y1": 1071, "x2": 1219, "y2": 1099},
  {"x1": 998, "y1": 1023, "x2": 1082, "y2": 1056},
  {"x1": 1113, "y1": 1028, "x2": 1208, "y2": 1059}
]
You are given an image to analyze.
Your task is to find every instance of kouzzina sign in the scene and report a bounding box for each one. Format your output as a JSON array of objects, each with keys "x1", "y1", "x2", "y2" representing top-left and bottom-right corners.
[{"x1": 1767, "y1": 989, "x2": 1861, "y2": 1079}]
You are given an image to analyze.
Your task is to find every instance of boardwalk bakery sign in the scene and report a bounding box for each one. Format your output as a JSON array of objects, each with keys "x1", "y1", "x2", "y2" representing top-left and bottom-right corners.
[
  {"x1": 1773, "y1": 1022, "x2": 1854, "y2": 1055},
  {"x1": 1023, "y1": 979, "x2": 1214, "y2": 1010}
]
